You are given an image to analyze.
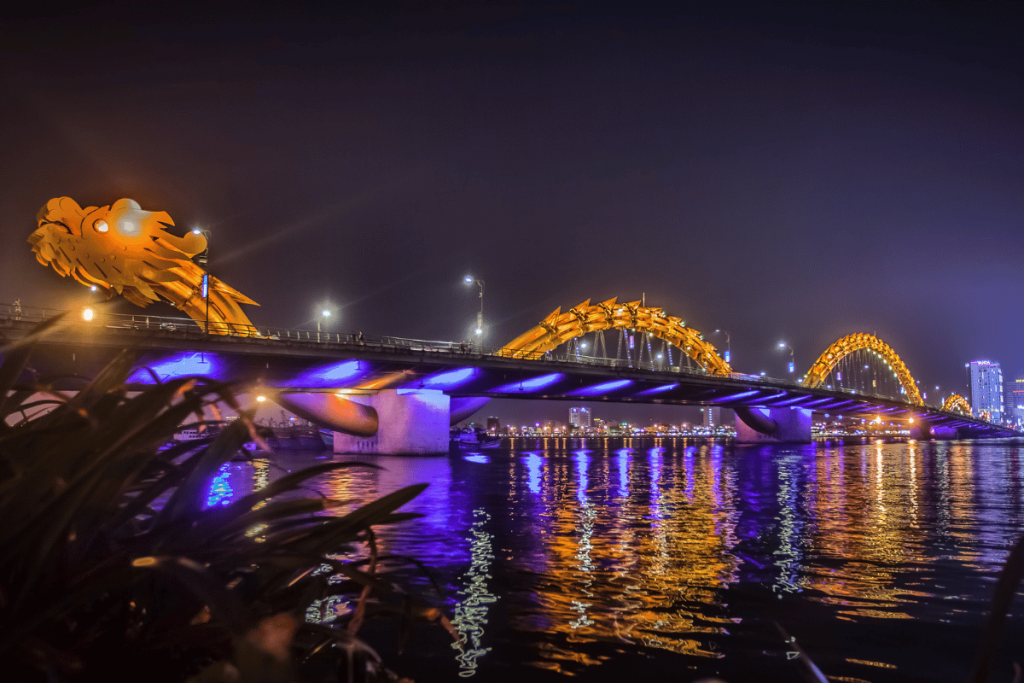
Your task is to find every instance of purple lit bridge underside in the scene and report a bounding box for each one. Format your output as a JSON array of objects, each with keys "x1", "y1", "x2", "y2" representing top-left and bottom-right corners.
[{"x1": 7, "y1": 323, "x2": 1011, "y2": 442}]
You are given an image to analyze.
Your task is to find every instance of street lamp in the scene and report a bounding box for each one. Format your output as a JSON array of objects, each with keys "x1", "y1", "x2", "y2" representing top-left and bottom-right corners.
[
  {"x1": 316, "y1": 305, "x2": 336, "y2": 342},
  {"x1": 714, "y1": 329, "x2": 731, "y2": 364},
  {"x1": 464, "y1": 274, "x2": 485, "y2": 341},
  {"x1": 778, "y1": 341, "x2": 795, "y2": 374},
  {"x1": 192, "y1": 227, "x2": 212, "y2": 335}
]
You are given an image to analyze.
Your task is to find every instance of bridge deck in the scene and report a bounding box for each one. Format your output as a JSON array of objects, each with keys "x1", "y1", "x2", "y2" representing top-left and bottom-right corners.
[{"x1": 0, "y1": 315, "x2": 1013, "y2": 437}]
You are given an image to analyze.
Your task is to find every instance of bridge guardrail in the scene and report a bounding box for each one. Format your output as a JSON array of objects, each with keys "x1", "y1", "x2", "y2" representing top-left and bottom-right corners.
[{"x1": 1, "y1": 302, "x2": 997, "y2": 422}]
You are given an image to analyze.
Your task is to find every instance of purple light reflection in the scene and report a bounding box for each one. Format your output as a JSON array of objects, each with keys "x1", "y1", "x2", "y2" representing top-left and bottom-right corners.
[
  {"x1": 574, "y1": 450, "x2": 591, "y2": 503},
  {"x1": 525, "y1": 453, "x2": 543, "y2": 494},
  {"x1": 648, "y1": 447, "x2": 664, "y2": 520},
  {"x1": 616, "y1": 449, "x2": 630, "y2": 499}
]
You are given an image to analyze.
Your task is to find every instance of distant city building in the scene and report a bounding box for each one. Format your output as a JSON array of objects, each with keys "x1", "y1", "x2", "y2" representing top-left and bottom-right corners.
[
  {"x1": 1008, "y1": 376, "x2": 1024, "y2": 427},
  {"x1": 569, "y1": 406, "x2": 592, "y2": 429},
  {"x1": 486, "y1": 416, "x2": 500, "y2": 433},
  {"x1": 703, "y1": 406, "x2": 721, "y2": 428},
  {"x1": 969, "y1": 360, "x2": 1004, "y2": 424},
  {"x1": 541, "y1": 420, "x2": 564, "y2": 433}
]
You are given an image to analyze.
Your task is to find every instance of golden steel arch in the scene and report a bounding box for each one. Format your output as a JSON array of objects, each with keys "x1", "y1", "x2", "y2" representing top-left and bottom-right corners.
[
  {"x1": 802, "y1": 332, "x2": 924, "y2": 405},
  {"x1": 499, "y1": 298, "x2": 732, "y2": 376},
  {"x1": 942, "y1": 394, "x2": 973, "y2": 416}
]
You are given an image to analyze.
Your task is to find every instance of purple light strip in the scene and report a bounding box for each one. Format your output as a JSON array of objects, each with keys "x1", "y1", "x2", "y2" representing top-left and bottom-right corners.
[
  {"x1": 765, "y1": 395, "x2": 815, "y2": 406},
  {"x1": 569, "y1": 379, "x2": 633, "y2": 397},
  {"x1": 801, "y1": 398, "x2": 835, "y2": 408},
  {"x1": 490, "y1": 373, "x2": 564, "y2": 394},
  {"x1": 709, "y1": 390, "x2": 763, "y2": 402},
  {"x1": 635, "y1": 383, "x2": 680, "y2": 396}
]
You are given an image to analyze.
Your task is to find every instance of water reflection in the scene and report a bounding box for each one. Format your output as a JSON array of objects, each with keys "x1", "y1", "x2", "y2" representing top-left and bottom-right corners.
[
  {"x1": 204, "y1": 439, "x2": 1024, "y2": 681},
  {"x1": 451, "y1": 509, "x2": 496, "y2": 677}
]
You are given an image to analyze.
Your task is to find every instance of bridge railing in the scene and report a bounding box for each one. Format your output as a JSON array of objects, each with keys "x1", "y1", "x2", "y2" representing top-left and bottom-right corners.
[{"x1": 0, "y1": 302, "x2": 975, "y2": 415}]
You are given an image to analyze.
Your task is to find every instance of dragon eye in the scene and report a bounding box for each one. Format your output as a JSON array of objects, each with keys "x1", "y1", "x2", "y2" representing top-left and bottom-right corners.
[{"x1": 95, "y1": 220, "x2": 109, "y2": 233}]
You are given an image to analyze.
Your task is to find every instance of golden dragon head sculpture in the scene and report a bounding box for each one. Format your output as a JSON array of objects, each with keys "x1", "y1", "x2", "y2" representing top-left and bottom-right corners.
[{"x1": 30, "y1": 197, "x2": 259, "y2": 335}]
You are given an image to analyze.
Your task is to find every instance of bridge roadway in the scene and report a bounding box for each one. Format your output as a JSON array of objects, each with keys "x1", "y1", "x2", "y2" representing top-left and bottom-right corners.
[{"x1": 0, "y1": 313, "x2": 1012, "y2": 440}]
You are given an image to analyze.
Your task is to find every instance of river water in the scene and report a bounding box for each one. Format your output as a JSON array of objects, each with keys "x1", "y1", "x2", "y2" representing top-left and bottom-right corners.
[{"x1": 210, "y1": 438, "x2": 1024, "y2": 682}]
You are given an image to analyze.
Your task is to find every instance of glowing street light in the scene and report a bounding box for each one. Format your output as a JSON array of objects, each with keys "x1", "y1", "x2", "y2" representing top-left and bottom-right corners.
[
  {"x1": 316, "y1": 305, "x2": 336, "y2": 341},
  {"x1": 778, "y1": 341, "x2": 795, "y2": 374},
  {"x1": 192, "y1": 227, "x2": 212, "y2": 335},
  {"x1": 714, "y1": 329, "x2": 731, "y2": 364},
  {"x1": 82, "y1": 307, "x2": 94, "y2": 321},
  {"x1": 463, "y1": 274, "x2": 485, "y2": 341}
]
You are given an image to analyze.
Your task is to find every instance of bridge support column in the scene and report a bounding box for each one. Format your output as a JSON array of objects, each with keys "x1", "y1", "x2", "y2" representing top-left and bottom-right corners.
[
  {"x1": 333, "y1": 389, "x2": 450, "y2": 455},
  {"x1": 734, "y1": 406, "x2": 812, "y2": 444},
  {"x1": 930, "y1": 425, "x2": 960, "y2": 440}
]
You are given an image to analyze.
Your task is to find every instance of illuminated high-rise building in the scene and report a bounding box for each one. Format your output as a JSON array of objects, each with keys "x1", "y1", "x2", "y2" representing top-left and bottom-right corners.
[
  {"x1": 969, "y1": 360, "x2": 1003, "y2": 424},
  {"x1": 703, "y1": 406, "x2": 721, "y2": 428},
  {"x1": 1007, "y1": 376, "x2": 1024, "y2": 427},
  {"x1": 569, "y1": 406, "x2": 591, "y2": 429}
]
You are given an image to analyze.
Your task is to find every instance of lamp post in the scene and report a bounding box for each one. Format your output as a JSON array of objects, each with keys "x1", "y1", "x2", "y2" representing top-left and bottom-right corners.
[
  {"x1": 714, "y1": 329, "x2": 731, "y2": 364},
  {"x1": 192, "y1": 228, "x2": 211, "y2": 335},
  {"x1": 317, "y1": 308, "x2": 331, "y2": 342},
  {"x1": 778, "y1": 341, "x2": 795, "y2": 375},
  {"x1": 464, "y1": 275, "x2": 485, "y2": 345}
]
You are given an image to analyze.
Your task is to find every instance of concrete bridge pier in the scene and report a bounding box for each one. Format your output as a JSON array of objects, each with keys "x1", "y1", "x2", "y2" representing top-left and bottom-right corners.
[
  {"x1": 734, "y1": 406, "x2": 812, "y2": 444},
  {"x1": 271, "y1": 391, "x2": 490, "y2": 456},
  {"x1": 333, "y1": 389, "x2": 451, "y2": 455},
  {"x1": 910, "y1": 424, "x2": 960, "y2": 440}
]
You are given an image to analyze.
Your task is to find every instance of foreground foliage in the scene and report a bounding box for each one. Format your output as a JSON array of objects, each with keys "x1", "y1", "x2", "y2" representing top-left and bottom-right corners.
[{"x1": 0, "y1": 330, "x2": 442, "y2": 682}]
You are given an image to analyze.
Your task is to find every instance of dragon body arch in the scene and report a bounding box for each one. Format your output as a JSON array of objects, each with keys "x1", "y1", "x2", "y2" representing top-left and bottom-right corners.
[
  {"x1": 942, "y1": 394, "x2": 973, "y2": 417},
  {"x1": 499, "y1": 298, "x2": 732, "y2": 376},
  {"x1": 803, "y1": 332, "x2": 923, "y2": 406}
]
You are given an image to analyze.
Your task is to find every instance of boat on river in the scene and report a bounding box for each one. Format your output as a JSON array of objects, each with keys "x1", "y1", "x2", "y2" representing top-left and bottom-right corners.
[{"x1": 450, "y1": 427, "x2": 502, "y2": 450}]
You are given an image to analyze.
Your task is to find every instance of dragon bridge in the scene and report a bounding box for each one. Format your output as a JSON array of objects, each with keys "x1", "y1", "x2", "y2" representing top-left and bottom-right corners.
[
  {"x1": 803, "y1": 332, "x2": 924, "y2": 406},
  {"x1": 499, "y1": 298, "x2": 732, "y2": 376},
  {"x1": 942, "y1": 394, "x2": 973, "y2": 416}
]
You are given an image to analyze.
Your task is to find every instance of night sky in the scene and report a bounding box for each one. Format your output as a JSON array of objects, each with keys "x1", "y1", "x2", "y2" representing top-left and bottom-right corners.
[{"x1": 2, "y1": 3, "x2": 1022, "y2": 424}]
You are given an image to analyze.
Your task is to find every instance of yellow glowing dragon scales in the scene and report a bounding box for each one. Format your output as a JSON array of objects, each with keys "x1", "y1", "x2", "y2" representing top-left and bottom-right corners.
[{"x1": 29, "y1": 197, "x2": 258, "y2": 335}]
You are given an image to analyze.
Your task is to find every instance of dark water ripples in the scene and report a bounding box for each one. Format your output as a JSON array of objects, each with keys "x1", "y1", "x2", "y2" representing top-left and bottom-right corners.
[{"x1": 209, "y1": 438, "x2": 1024, "y2": 682}]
